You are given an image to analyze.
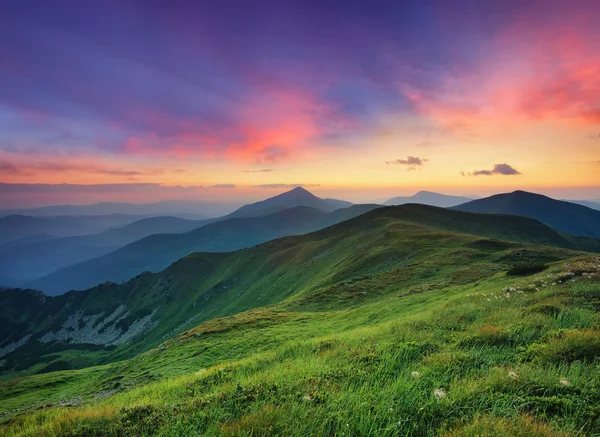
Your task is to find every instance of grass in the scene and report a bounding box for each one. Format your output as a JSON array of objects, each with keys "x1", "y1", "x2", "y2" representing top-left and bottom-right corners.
[
  {"x1": 1, "y1": 255, "x2": 599, "y2": 435},
  {"x1": 2, "y1": 210, "x2": 588, "y2": 380}
]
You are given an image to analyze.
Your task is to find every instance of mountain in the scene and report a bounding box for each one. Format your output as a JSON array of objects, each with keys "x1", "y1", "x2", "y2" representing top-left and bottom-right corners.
[
  {"x1": 2, "y1": 203, "x2": 596, "y2": 375},
  {"x1": 0, "y1": 200, "x2": 234, "y2": 219},
  {"x1": 384, "y1": 190, "x2": 473, "y2": 207},
  {"x1": 1, "y1": 189, "x2": 353, "y2": 288},
  {"x1": 0, "y1": 216, "x2": 211, "y2": 287},
  {"x1": 0, "y1": 214, "x2": 154, "y2": 246},
  {"x1": 29, "y1": 204, "x2": 380, "y2": 295},
  {"x1": 228, "y1": 186, "x2": 352, "y2": 218},
  {"x1": 567, "y1": 199, "x2": 600, "y2": 211},
  {"x1": 454, "y1": 190, "x2": 600, "y2": 238},
  {"x1": 2, "y1": 204, "x2": 600, "y2": 435}
]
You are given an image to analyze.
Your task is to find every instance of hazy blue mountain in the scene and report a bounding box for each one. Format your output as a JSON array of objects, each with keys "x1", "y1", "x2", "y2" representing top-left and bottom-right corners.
[
  {"x1": 0, "y1": 214, "x2": 152, "y2": 246},
  {"x1": 30, "y1": 204, "x2": 381, "y2": 295},
  {"x1": 454, "y1": 190, "x2": 600, "y2": 238},
  {"x1": 567, "y1": 200, "x2": 600, "y2": 211},
  {"x1": 0, "y1": 200, "x2": 236, "y2": 219},
  {"x1": 4, "y1": 188, "x2": 354, "y2": 290},
  {"x1": 384, "y1": 191, "x2": 473, "y2": 207},
  {"x1": 228, "y1": 187, "x2": 352, "y2": 218},
  {"x1": 0, "y1": 216, "x2": 212, "y2": 287}
]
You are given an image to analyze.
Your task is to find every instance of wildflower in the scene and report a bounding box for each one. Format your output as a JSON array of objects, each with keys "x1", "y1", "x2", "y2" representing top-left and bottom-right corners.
[
  {"x1": 195, "y1": 368, "x2": 207, "y2": 376},
  {"x1": 508, "y1": 371, "x2": 518, "y2": 379},
  {"x1": 411, "y1": 371, "x2": 420, "y2": 378},
  {"x1": 434, "y1": 388, "x2": 447, "y2": 400},
  {"x1": 559, "y1": 378, "x2": 572, "y2": 387},
  {"x1": 302, "y1": 395, "x2": 313, "y2": 402}
]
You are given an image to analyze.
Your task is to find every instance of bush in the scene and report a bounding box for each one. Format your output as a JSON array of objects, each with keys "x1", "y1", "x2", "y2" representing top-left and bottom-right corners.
[{"x1": 507, "y1": 263, "x2": 548, "y2": 277}]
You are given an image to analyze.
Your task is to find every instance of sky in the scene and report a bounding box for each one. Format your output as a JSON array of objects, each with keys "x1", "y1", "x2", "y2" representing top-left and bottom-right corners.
[{"x1": 1, "y1": 0, "x2": 599, "y2": 207}]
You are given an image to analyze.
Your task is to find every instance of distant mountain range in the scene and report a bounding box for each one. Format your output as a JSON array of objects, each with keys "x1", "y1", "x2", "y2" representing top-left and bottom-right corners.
[
  {"x1": 0, "y1": 200, "x2": 235, "y2": 219},
  {"x1": 567, "y1": 200, "x2": 600, "y2": 211},
  {"x1": 0, "y1": 216, "x2": 212, "y2": 286},
  {"x1": 454, "y1": 190, "x2": 600, "y2": 238},
  {"x1": 5, "y1": 187, "x2": 600, "y2": 295},
  {"x1": 384, "y1": 191, "x2": 474, "y2": 207},
  {"x1": 0, "y1": 214, "x2": 152, "y2": 246},
  {"x1": 1, "y1": 188, "x2": 355, "y2": 291}
]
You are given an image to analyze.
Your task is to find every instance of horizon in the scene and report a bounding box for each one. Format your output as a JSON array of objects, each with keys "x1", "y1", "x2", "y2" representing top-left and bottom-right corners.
[
  {"x1": 1, "y1": 1, "x2": 599, "y2": 208},
  {"x1": 1, "y1": 184, "x2": 599, "y2": 210}
]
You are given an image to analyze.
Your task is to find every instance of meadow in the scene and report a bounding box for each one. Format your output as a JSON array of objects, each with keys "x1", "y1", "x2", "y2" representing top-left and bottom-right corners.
[{"x1": 2, "y1": 254, "x2": 599, "y2": 436}]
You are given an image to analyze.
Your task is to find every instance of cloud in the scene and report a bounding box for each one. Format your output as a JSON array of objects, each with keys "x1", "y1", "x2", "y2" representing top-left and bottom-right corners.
[
  {"x1": 401, "y1": 10, "x2": 600, "y2": 136},
  {"x1": 589, "y1": 133, "x2": 600, "y2": 140},
  {"x1": 0, "y1": 162, "x2": 22, "y2": 175},
  {"x1": 253, "y1": 183, "x2": 320, "y2": 189},
  {"x1": 467, "y1": 163, "x2": 522, "y2": 176},
  {"x1": 243, "y1": 169, "x2": 274, "y2": 173},
  {"x1": 385, "y1": 156, "x2": 428, "y2": 170},
  {"x1": 0, "y1": 183, "x2": 204, "y2": 194},
  {"x1": 0, "y1": 161, "x2": 164, "y2": 178},
  {"x1": 415, "y1": 141, "x2": 434, "y2": 147},
  {"x1": 209, "y1": 184, "x2": 236, "y2": 189}
]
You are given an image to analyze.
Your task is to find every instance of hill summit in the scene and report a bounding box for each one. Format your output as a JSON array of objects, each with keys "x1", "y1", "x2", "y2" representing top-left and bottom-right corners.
[{"x1": 454, "y1": 190, "x2": 600, "y2": 238}]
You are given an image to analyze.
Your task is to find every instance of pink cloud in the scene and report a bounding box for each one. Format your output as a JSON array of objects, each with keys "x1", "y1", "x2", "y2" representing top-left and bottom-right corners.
[
  {"x1": 118, "y1": 84, "x2": 356, "y2": 163},
  {"x1": 403, "y1": 13, "x2": 600, "y2": 135}
]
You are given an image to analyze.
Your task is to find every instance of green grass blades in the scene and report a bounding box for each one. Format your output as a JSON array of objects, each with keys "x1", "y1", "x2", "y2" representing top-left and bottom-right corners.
[{"x1": 1, "y1": 256, "x2": 599, "y2": 436}]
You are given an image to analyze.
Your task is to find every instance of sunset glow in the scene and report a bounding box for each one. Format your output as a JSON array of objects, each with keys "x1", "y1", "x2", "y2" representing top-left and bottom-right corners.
[{"x1": 1, "y1": 0, "x2": 599, "y2": 206}]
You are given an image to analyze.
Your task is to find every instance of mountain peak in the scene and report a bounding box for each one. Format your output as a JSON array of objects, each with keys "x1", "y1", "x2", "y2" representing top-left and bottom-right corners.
[
  {"x1": 275, "y1": 186, "x2": 318, "y2": 200},
  {"x1": 287, "y1": 186, "x2": 313, "y2": 195}
]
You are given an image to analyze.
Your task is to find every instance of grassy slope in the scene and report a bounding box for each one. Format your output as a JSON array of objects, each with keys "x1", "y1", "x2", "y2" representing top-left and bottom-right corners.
[
  {"x1": 29, "y1": 205, "x2": 380, "y2": 295},
  {"x1": 1, "y1": 258, "x2": 599, "y2": 436},
  {"x1": 1, "y1": 205, "x2": 592, "y2": 379},
  {"x1": 0, "y1": 206, "x2": 599, "y2": 434}
]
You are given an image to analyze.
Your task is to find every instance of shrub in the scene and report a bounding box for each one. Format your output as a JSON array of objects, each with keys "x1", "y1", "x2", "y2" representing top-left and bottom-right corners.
[{"x1": 507, "y1": 263, "x2": 548, "y2": 277}]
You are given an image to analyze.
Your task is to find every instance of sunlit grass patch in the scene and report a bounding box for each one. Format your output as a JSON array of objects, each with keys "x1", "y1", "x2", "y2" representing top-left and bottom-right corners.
[
  {"x1": 441, "y1": 413, "x2": 570, "y2": 437},
  {"x1": 524, "y1": 329, "x2": 600, "y2": 364}
]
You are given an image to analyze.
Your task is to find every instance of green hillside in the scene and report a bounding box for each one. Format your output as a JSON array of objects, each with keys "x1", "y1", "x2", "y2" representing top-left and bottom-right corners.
[
  {"x1": 1, "y1": 205, "x2": 600, "y2": 435},
  {"x1": 29, "y1": 205, "x2": 380, "y2": 295}
]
